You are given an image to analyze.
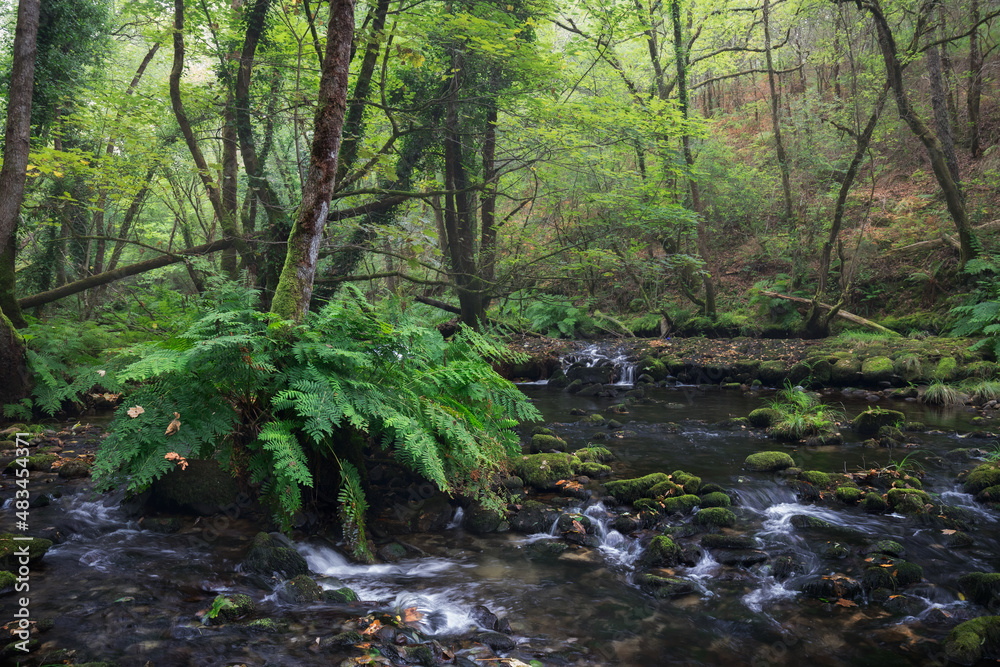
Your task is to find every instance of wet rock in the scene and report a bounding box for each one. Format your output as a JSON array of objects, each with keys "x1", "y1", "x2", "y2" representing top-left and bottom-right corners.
[
  {"x1": 861, "y1": 357, "x2": 894, "y2": 384},
  {"x1": 525, "y1": 541, "x2": 569, "y2": 559},
  {"x1": 671, "y1": 471, "x2": 702, "y2": 494},
  {"x1": 377, "y1": 542, "x2": 408, "y2": 562},
  {"x1": 566, "y1": 365, "x2": 614, "y2": 385},
  {"x1": 513, "y1": 453, "x2": 579, "y2": 491},
  {"x1": 701, "y1": 534, "x2": 755, "y2": 550},
  {"x1": 863, "y1": 492, "x2": 888, "y2": 514},
  {"x1": 822, "y1": 543, "x2": 849, "y2": 559},
  {"x1": 834, "y1": 486, "x2": 863, "y2": 504},
  {"x1": 240, "y1": 617, "x2": 288, "y2": 633},
  {"x1": 698, "y1": 492, "x2": 731, "y2": 508},
  {"x1": 511, "y1": 500, "x2": 558, "y2": 533},
  {"x1": 471, "y1": 605, "x2": 500, "y2": 631},
  {"x1": 831, "y1": 358, "x2": 862, "y2": 385},
  {"x1": 714, "y1": 549, "x2": 768, "y2": 567},
  {"x1": 529, "y1": 433, "x2": 567, "y2": 453},
  {"x1": 641, "y1": 536, "x2": 682, "y2": 567},
  {"x1": 28, "y1": 493, "x2": 51, "y2": 508},
  {"x1": 464, "y1": 504, "x2": 508, "y2": 534},
  {"x1": 699, "y1": 483, "x2": 725, "y2": 495},
  {"x1": 475, "y1": 630, "x2": 516, "y2": 653},
  {"x1": 612, "y1": 515, "x2": 639, "y2": 534},
  {"x1": 207, "y1": 593, "x2": 255, "y2": 624},
  {"x1": 958, "y1": 572, "x2": 1000, "y2": 608},
  {"x1": 324, "y1": 587, "x2": 360, "y2": 603},
  {"x1": 771, "y1": 554, "x2": 799, "y2": 579},
  {"x1": 799, "y1": 470, "x2": 831, "y2": 486},
  {"x1": 604, "y1": 473, "x2": 670, "y2": 504},
  {"x1": 802, "y1": 432, "x2": 844, "y2": 447},
  {"x1": 241, "y1": 532, "x2": 309, "y2": 580},
  {"x1": 693, "y1": 507, "x2": 736, "y2": 528},
  {"x1": 743, "y1": 451, "x2": 795, "y2": 472},
  {"x1": 964, "y1": 462, "x2": 1000, "y2": 496},
  {"x1": 944, "y1": 616, "x2": 1000, "y2": 665},
  {"x1": 747, "y1": 408, "x2": 782, "y2": 428},
  {"x1": 661, "y1": 494, "x2": 700, "y2": 515},
  {"x1": 800, "y1": 575, "x2": 861, "y2": 600},
  {"x1": 886, "y1": 488, "x2": 931, "y2": 514},
  {"x1": 143, "y1": 517, "x2": 183, "y2": 534},
  {"x1": 578, "y1": 462, "x2": 612, "y2": 478},
  {"x1": 788, "y1": 515, "x2": 867, "y2": 542},
  {"x1": 636, "y1": 573, "x2": 696, "y2": 598},
  {"x1": 864, "y1": 540, "x2": 905, "y2": 558},
  {"x1": 57, "y1": 459, "x2": 92, "y2": 478},
  {"x1": 3, "y1": 453, "x2": 56, "y2": 472},
  {"x1": 851, "y1": 408, "x2": 904, "y2": 436},
  {"x1": 277, "y1": 574, "x2": 323, "y2": 603},
  {"x1": 0, "y1": 534, "x2": 51, "y2": 569},
  {"x1": 575, "y1": 446, "x2": 613, "y2": 463},
  {"x1": 148, "y1": 459, "x2": 240, "y2": 515}
]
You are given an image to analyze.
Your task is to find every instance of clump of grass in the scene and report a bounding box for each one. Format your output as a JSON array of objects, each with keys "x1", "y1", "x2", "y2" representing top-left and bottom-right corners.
[
  {"x1": 920, "y1": 381, "x2": 967, "y2": 406},
  {"x1": 894, "y1": 354, "x2": 923, "y2": 380},
  {"x1": 765, "y1": 382, "x2": 844, "y2": 440},
  {"x1": 969, "y1": 381, "x2": 1000, "y2": 405}
]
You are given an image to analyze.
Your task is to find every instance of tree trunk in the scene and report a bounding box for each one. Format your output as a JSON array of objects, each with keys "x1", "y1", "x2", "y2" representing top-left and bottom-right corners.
[
  {"x1": 0, "y1": 221, "x2": 27, "y2": 329},
  {"x1": 672, "y1": 0, "x2": 715, "y2": 318},
  {"x1": 968, "y1": 0, "x2": 982, "y2": 158},
  {"x1": 170, "y1": 0, "x2": 247, "y2": 278},
  {"x1": 858, "y1": 0, "x2": 975, "y2": 267},
  {"x1": 926, "y1": 42, "x2": 961, "y2": 193},
  {"x1": 763, "y1": 0, "x2": 793, "y2": 224},
  {"x1": 270, "y1": 0, "x2": 355, "y2": 321},
  {"x1": 818, "y1": 85, "x2": 888, "y2": 296},
  {"x1": 0, "y1": 0, "x2": 41, "y2": 404}
]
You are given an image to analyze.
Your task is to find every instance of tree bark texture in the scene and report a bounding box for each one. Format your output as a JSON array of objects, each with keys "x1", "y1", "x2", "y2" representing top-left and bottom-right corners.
[
  {"x1": 968, "y1": 0, "x2": 983, "y2": 158},
  {"x1": 763, "y1": 0, "x2": 793, "y2": 224},
  {"x1": 270, "y1": 0, "x2": 356, "y2": 321},
  {"x1": 925, "y1": 42, "x2": 961, "y2": 192},
  {"x1": 0, "y1": 0, "x2": 40, "y2": 405}
]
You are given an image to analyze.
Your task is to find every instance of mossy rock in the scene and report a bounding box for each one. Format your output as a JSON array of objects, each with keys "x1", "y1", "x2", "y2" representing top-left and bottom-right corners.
[
  {"x1": 976, "y1": 485, "x2": 1000, "y2": 503},
  {"x1": 242, "y1": 532, "x2": 309, "y2": 580},
  {"x1": 662, "y1": 494, "x2": 701, "y2": 514},
  {"x1": 3, "y1": 454, "x2": 56, "y2": 473},
  {"x1": 649, "y1": 479, "x2": 684, "y2": 498},
  {"x1": 604, "y1": 472, "x2": 670, "y2": 504},
  {"x1": 799, "y1": 470, "x2": 831, "y2": 487},
  {"x1": 748, "y1": 408, "x2": 783, "y2": 429},
  {"x1": 851, "y1": 408, "x2": 904, "y2": 436},
  {"x1": 513, "y1": 453, "x2": 580, "y2": 491},
  {"x1": 670, "y1": 470, "x2": 702, "y2": 494},
  {"x1": 863, "y1": 492, "x2": 888, "y2": 514},
  {"x1": 0, "y1": 571, "x2": 15, "y2": 590},
  {"x1": 699, "y1": 483, "x2": 725, "y2": 495},
  {"x1": 701, "y1": 534, "x2": 755, "y2": 549},
  {"x1": 831, "y1": 358, "x2": 862, "y2": 385},
  {"x1": 934, "y1": 357, "x2": 958, "y2": 382},
  {"x1": 809, "y1": 359, "x2": 833, "y2": 384},
  {"x1": 758, "y1": 361, "x2": 787, "y2": 386},
  {"x1": 578, "y1": 461, "x2": 612, "y2": 478},
  {"x1": 862, "y1": 540, "x2": 905, "y2": 558},
  {"x1": 945, "y1": 616, "x2": 1000, "y2": 665},
  {"x1": 530, "y1": 433, "x2": 567, "y2": 453},
  {"x1": 861, "y1": 566, "x2": 896, "y2": 591},
  {"x1": 208, "y1": 593, "x2": 255, "y2": 624},
  {"x1": 744, "y1": 451, "x2": 795, "y2": 472},
  {"x1": 585, "y1": 413, "x2": 607, "y2": 425},
  {"x1": 787, "y1": 361, "x2": 811, "y2": 385},
  {"x1": 641, "y1": 536, "x2": 682, "y2": 567},
  {"x1": 693, "y1": 507, "x2": 736, "y2": 527},
  {"x1": 241, "y1": 617, "x2": 287, "y2": 633},
  {"x1": 464, "y1": 504, "x2": 507, "y2": 534},
  {"x1": 324, "y1": 587, "x2": 360, "y2": 603},
  {"x1": 634, "y1": 498, "x2": 664, "y2": 515},
  {"x1": 835, "y1": 487, "x2": 863, "y2": 504},
  {"x1": 637, "y1": 357, "x2": 668, "y2": 381},
  {"x1": 0, "y1": 535, "x2": 51, "y2": 569},
  {"x1": 149, "y1": 458, "x2": 240, "y2": 515},
  {"x1": 894, "y1": 561, "x2": 923, "y2": 586},
  {"x1": 574, "y1": 446, "x2": 613, "y2": 463},
  {"x1": 861, "y1": 356, "x2": 894, "y2": 384},
  {"x1": 698, "y1": 492, "x2": 731, "y2": 508},
  {"x1": 531, "y1": 426, "x2": 554, "y2": 436},
  {"x1": 958, "y1": 572, "x2": 1000, "y2": 607},
  {"x1": 636, "y1": 574, "x2": 696, "y2": 598},
  {"x1": 511, "y1": 500, "x2": 558, "y2": 533},
  {"x1": 964, "y1": 463, "x2": 1000, "y2": 496},
  {"x1": 886, "y1": 488, "x2": 931, "y2": 512},
  {"x1": 277, "y1": 575, "x2": 323, "y2": 603}
]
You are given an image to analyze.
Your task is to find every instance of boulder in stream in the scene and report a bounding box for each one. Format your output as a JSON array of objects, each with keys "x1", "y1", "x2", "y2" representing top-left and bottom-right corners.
[
  {"x1": 636, "y1": 573, "x2": 696, "y2": 598},
  {"x1": 241, "y1": 532, "x2": 309, "y2": 580},
  {"x1": 513, "y1": 453, "x2": 579, "y2": 491},
  {"x1": 743, "y1": 451, "x2": 795, "y2": 472},
  {"x1": 851, "y1": 408, "x2": 904, "y2": 436},
  {"x1": 604, "y1": 473, "x2": 670, "y2": 504},
  {"x1": 958, "y1": 572, "x2": 1000, "y2": 609},
  {"x1": 0, "y1": 534, "x2": 51, "y2": 569},
  {"x1": 944, "y1": 616, "x2": 1000, "y2": 665}
]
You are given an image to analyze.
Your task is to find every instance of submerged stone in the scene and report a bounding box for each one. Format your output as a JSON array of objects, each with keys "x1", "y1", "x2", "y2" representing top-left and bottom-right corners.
[
  {"x1": 207, "y1": 593, "x2": 255, "y2": 624},
  {"x1": 324, "y1": 587, "x2": 360, "y2": 603},
  {"x1": 636, "y1": 573, "x2": 696, "y2": 598},
  {"x1": 701, "y1": 534, "x2": 755, "y2": 550}
]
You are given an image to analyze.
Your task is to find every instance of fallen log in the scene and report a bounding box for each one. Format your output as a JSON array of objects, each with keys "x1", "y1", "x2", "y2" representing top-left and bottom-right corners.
[
  {"x1": 18, "y1": 238, "x2": 235, "y2": 309},
  {"x1": 760, "y1": 290, "x2": 900, "y2": 336},
  {"x1": 890, "y1": 220, "x2": 999, "y2": 254}
]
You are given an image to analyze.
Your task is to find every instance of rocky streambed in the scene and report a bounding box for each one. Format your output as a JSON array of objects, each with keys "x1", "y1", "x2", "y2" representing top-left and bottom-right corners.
[{"x1": 4, "y1": 340, "x2": 1000, "y2": 665}]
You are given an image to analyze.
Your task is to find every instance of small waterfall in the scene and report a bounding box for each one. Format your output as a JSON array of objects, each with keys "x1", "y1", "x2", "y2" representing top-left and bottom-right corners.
[
  {"x1": 447, "y1": 507, "x2": 465, "y2": 529},
  {"x1": 562, "y1": 344, "x2": 638, "y2": 387},
  {"x1": 549, "y1": 503, "x2": 643, "y2": 567}
]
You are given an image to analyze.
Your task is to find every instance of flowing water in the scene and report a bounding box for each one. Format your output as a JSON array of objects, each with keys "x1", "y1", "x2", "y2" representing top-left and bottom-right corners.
[{"x1": 5, "y1": 383, "x2": 1000, "y2": 665}]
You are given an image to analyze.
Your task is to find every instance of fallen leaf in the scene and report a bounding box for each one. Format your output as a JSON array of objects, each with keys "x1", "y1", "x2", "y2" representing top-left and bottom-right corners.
[
  {"x1": 941, "y1": 529, "x2": 957, "y2": 535},
  {"x1": 127, "y1": 405, "x2": 145, "y2": 418},
  {"x1": 835, "y1": 598, "x2": 857, "y2": 607},
  {"x1": 165, "y1": 412, "x2": 181, "y2": 436},
  {"x1": 361, "y1": 619, "x2": 382, "y2": 636},
  {"x1": 403, "y1": 607, "x2": 423, "y2": 623}
]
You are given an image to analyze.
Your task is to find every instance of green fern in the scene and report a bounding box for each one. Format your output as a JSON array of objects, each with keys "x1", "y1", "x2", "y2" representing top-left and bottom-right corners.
[
  {"x1": 93, "y1": 283, "x2": 541, "y2": 535},
  {"x1": 338, "y1": 460, "x2": 373, "y2": 562}
]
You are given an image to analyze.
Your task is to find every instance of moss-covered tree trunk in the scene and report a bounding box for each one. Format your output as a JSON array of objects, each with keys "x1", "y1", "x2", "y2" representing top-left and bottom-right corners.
[
  {"x1": 0, "y1": 0, "x2": 41, "y2": 404},
  {"x1": 270, "y1": 0, "x2": 355, "y2": 321}
]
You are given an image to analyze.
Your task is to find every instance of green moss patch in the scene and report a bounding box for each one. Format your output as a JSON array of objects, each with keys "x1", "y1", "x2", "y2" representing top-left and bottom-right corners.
[
  {"x1": 945, "y1": 616, "x2": 1000, "y2": 664},
  {"x1": 604, "y1": 472, "x2": 670, "y2": 504},
  {"x1": 513, "y1": 453, "x2": 580, "y2": 491},
  {"x1": 693, "y1": 507, "x2": 737, "y2": 527},
  {"x1": 744, "y1": 451, "x2": 795, "y2": 472}
]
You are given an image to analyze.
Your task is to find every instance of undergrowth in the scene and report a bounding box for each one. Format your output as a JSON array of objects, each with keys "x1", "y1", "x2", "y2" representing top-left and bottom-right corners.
[{"x1": 93, "y1": 283, "x2": 541, "y2": 553}]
